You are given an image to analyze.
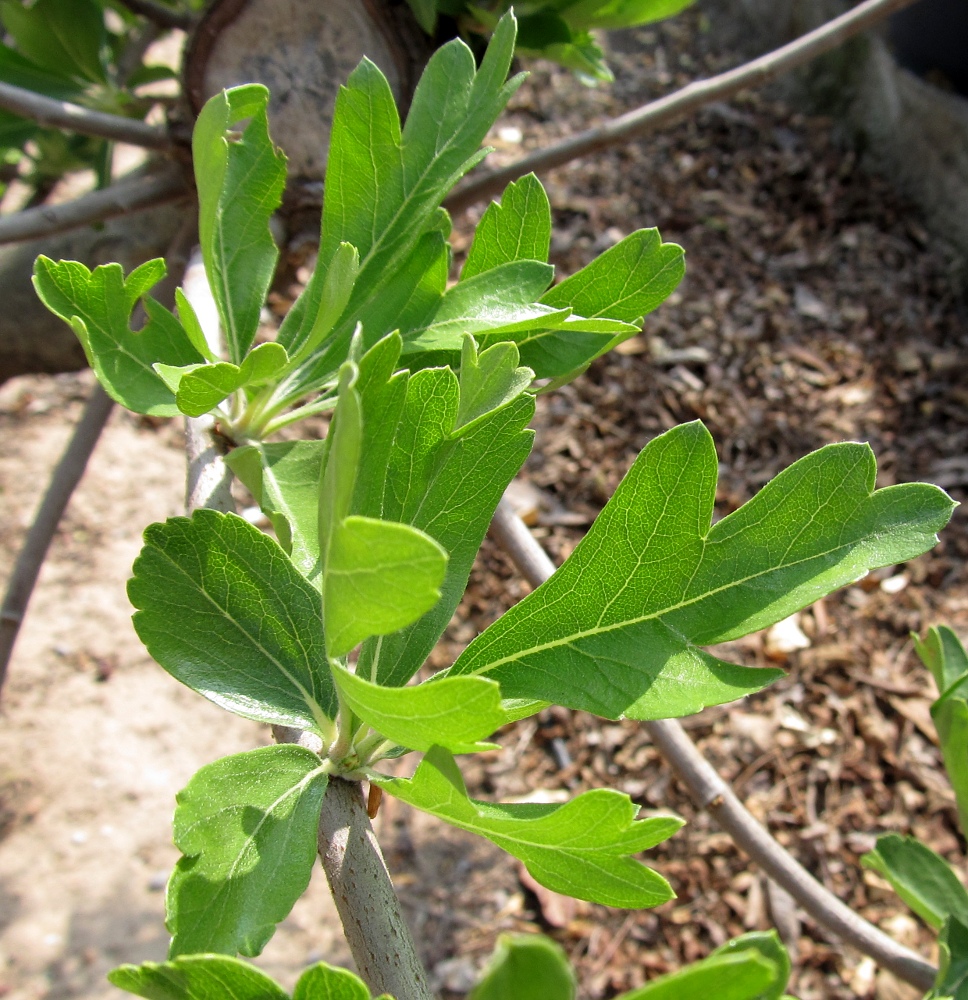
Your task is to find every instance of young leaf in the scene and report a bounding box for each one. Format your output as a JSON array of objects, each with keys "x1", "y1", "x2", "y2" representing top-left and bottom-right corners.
[
  {"x1": 449, "y1": 421, "x2": 954, "y2": 721},
  {"x1": 226, "y1": 440, "x2": 326, "y2": 578},
  {"x1": 709, "y1": 932, "x2": 791, "y2": 1000},
  {"x1": 355, "y1": 360, "x2": 534, "y2": 687},
  {"x1": 294, "y1": 962, "x2": 391, "y2": 1000},
  {"x1": 930, "y1": 915, "x2": 968, "y2": 1000},
  {"x1": 193, "y1": 85, "x2": 286, "y2": 362},
  {"x1": 615, "y1": 950, "x2": 778, "y2": 1000},
  {"x1": 462, "y1": 174, "x2": 552, "y2": 280},
  {"x1": 175, "y1": 287, "x2": 218, "y2": 362},
  {"x1": 403, "y1": 0, "x2": 437, "y2": 34},
  {"x1": 167, "y1": 746, "x2": 328, "y2": 958},
  {"x1": 109, "y1": 954, "x2": 290, "y2": 1000},
  {"x1": 373, "y1": 746, "x2": 682, "y2": 908},
  {"x1": 324, "y1": 515, "x2": 447, "y2": 658},
  {"x1": 469, "y1": 934, "x2": 577, "y2": 1000},
  {"x1": 318, "y1": 358, "x2": 448, "y2": 657},
  {"x1": 456, "y1": 335, "x2": 534, "y2": 430},
  {"x1": 562, "y1": 0, "x2": 697, "y2": 31},
  {"x1": 861, "y1": 834, "x2": 968, "y2": 931},
  {"x1": 33, "y1": 257, "x2": 204, "y2": 416},
  {"x1": 128, "y1": 509, "x2": 336, "y2": 733},
  {"x1": 916, "y1": 627, "x2": 968, "y2": 840},
  {"x1": 541, "y1": 228, "x2": 684, "y2": 325},
  {"x1": 292, "y1": 14, "x2": 524, "y2": 391},
  {"x1": 331, "y1": 669, "x2": 506, "y2": 753}
]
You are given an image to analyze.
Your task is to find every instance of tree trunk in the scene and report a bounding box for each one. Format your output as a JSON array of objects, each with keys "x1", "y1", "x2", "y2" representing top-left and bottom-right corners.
[{"x1": 0, "y1": 0, "x2": 431, "y2": 381}]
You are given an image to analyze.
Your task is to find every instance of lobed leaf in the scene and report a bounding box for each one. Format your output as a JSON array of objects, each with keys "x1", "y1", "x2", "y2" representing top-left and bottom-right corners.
[
  {"x1": 331, "y1": 669, "x2": 506, "y2": 753},
  {"x1": 193, "y1": 85, "x2": 286, "y2": 363},
  {"x1": 128, "y1": 509, "x2": 336, "y2": 732},
  {"x1": 449, "y1": 421, "x2": 954, "y2": 721},
  {"x1": 32, "y1": 257, "x2": 204, "y2": 416},
  {"x1": 167, "y1": 746, "x2": 328, "y2": 958},
  {"x1": 373, "y1": 746, "x2": 682, "y2": 908}
]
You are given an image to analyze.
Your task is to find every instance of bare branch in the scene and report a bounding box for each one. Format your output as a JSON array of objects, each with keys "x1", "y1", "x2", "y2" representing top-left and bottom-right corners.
[
  {"x1": 0, "y1": 211, "x2": 198, "y2": 695},
  {"x1": 0, "y1": 80, "x2": 172, "y2": 151},
  {"x1": 0, "y1": 166, "x2": 189, "y2": 245},
  {"x1": 116, "y1": 0, "x2": 196, "y2": 31},
  {"x1": 446, "y1": 0, "x2": 921, "y2": 212},
  {"x1": 0, "y1": 385, "x2": 114, "y2": 693},
  {"x1": 488, "y1": 497, "x2": 938, "y2": 992}
]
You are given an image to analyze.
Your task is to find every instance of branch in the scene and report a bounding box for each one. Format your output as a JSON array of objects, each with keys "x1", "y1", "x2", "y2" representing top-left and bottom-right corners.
[
  {"x1": 488, "y1": 497, "x2": 938, "y2": 993},
  {"x1": 0, "y1": 385, "x2": 114, "y2": 693},
  {"x1": 0, "y1": 80, "x2": 172, "y2": 151},
  {"x1": 0, "y1": 166, "x2": 189, "y2": 245},
  {"x1": 445, "y1": 0, "x2": 921, "y2": 212},
  {"x1": 180, "y1": 256, "x2": 432, "y2": 991},
  {"x1": 116, "y1": 0, "x2": 196, "y2": 31},
  {"x1": 317, "y1": 777, "x2": 436, "y2": 1000},
  {"x1": 0, "y1": 211, "x2": 198, "y2": 696}
]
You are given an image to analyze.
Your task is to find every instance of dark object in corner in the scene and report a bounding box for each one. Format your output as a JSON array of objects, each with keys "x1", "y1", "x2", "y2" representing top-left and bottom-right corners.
[{"x1": 890, "y1": 0, "x2": 968, "y2": 95}]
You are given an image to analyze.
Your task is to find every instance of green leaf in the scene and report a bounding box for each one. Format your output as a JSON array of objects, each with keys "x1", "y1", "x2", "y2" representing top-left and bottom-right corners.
[
  {"x1": 1, "y1": 0, "x2": 105, "y2": 83},
  {"x1": 404, "y1": 0, "x2": 437, "y2": 33},
  {"x1": 0, "y1": 41, "x2": 85, "y2": 100},
  {"x1": 916, "y1": 627, "x2": 968, "y2": 840},
  {"x1": 449, "y1": 421, "x2": 954, "y2": 721},
  {"x1": 33, "y1": 257, "x2": 204, "y2": 416},
  {"x1": 175, "y1": 287, "x2": 218, "y2": 362},
  {"x1": 167, "y1": 746, "x2": 328, "y2": 958},
  {"x1": 331, "y1": 669, "x2": 505, "y2": 753},
  {"x1": 355, "y1": 357, "x2": 534, "y2": 687},
  {"x1": 561, "y1": 0, "x2": 697, "y2": 31},
  {"x1": 292, "y1": 14, "x2": 523, "y2": 392},
  {"x1": 318, "y1": 356, "x2": 448, "y2": 657},
  {"x1": 324, "y1": 515, "x2": 448, "y2": 658},
  {"x1": 294, "y1": 963, "x2": 391, "y2": 1000},
  {"x1": 193, "y1": 85, "x2": 286, "y2": 362},
  {"x1": 931, "y1": 916, "x2": 968, "y2": 1000},
  {"x1": 456, "y1": 335, "x2": 534, "y2": 430},
  {"x1": 109, "y1": 955, "x2": 289, "y2": 1000},
  {"x1": 374, "y1": 746, "x2": 682, "y2": 907},
  {"x1": 710, "y1": 933, "x2": 791, "y2": 1000},
  {"x1": 616, "y1": 950, "x2": 778, "y2": 1000},
  {"x1": 128, "y1": 509, "x2": 336, "y2": 733},
  {"x1": 861, "y1": 834, "x2": 968, "y2": 930},
  {"x1": 470, "y1": 934, "x2": 577, "y2": 1000},
  {"x1": 541, "y1": 228, "x2": 684, "y2": 324},
  {"x1": 462, "y1": 174, "x2": 552, "y2": 280},
  {"x1": 226, "y1": 440, "x2": 325, "y2": 579},
  {"x1": 402, "y1": 260, "x2": 564, "y2": 354},
  {"x1": 916, "y1": 625, "x2": 968, "y2": 699}
]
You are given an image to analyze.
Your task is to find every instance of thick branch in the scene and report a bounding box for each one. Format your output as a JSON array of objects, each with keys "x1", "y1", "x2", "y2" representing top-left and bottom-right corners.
[
  {"x1": 0, "y1": 80, "x2": 172, "y2": 150},
  {"x1": 0, "y1": 385, "x2": 114, "y2": 693},
  {"x1": 117, "y1": 0, "x2": 195, "y2": 31},
  {"x1": 446, "y1": 0, "x2": 920, "y2": 212},
  {"x1": 488, "y1": 497, "x2": 937, "y2": 992},
  {"x1": 317, "y1": 778, "x2": 435, "y2": 1000},
  {"x1": 0, "y1": 166, "x2": 188, "y2": 245}
]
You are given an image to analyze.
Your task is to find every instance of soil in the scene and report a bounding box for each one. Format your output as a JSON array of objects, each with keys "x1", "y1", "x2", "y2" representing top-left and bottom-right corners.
[{"x1": 2, "y1": 9, "x2": 968, "y2": 1000}]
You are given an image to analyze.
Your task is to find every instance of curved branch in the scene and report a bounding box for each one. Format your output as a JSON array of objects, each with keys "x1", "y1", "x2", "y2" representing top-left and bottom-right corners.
[
  {"x1": 488, "y1": 497, "x2": 938, "y2": 992},
  {"x1": 116, "y1": 0, "x2": 196, "y2": 31},
  {"x1": 0, "y1": 166, "x2": 189, "y2": 245},
  {"x1": 446, "y1": 0, "x2": 921, "y2": 212},
  {"x1": 0, "y1": 80, "x2": 172, "y2": 150}
]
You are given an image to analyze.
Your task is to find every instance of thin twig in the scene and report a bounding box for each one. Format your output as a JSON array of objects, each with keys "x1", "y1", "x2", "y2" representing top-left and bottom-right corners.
[
  {"x1": 0, "y1": 385, "x2": 114, "y2": 693},
  {"x1": 445, "y1": 0, "x2": 921, "y2": 212},
  {"x1": 488, "y1": 497, "x2": 938, "y2": 992},
  {"x1": 0, "y1": 166, "x2": 188, "y2": 245},
  {"x1": 0, "y1": 80, "x2": 172, "y2": 151},
  {"x1": 0, "y1": 213, "x2": 197, "y2": 696},
  {"x1": 116, "y1": 0, "x2": 196, "y2": 31}
]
